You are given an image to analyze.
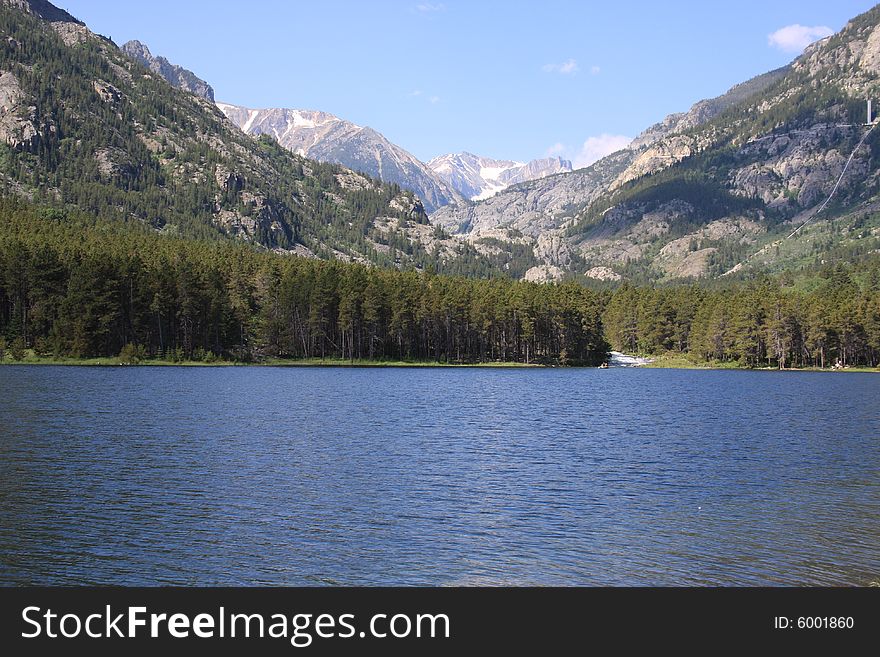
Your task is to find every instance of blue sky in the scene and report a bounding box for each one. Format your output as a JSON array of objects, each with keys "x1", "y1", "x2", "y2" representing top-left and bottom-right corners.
[{"x1": 59, "y1": 0, "x2": 877, "y2": 165}]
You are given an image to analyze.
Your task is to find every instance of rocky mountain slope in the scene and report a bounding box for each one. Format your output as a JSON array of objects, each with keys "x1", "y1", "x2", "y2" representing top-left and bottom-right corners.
[
  {"x1": 432, "y1": 6, "x2": 880, "y2": 283},
  {"x1": 217, "y1": 102, "x2": 463, "y2": 213},
  {"x1": 427, "y1": 152, "x2": 572, "y2": 200},
  {"x1": 431, "y1": 66, "x2": 790, "y2": 239},
  {"x1": 121, "y1": 39, "x2": 214, "y2": 102}
]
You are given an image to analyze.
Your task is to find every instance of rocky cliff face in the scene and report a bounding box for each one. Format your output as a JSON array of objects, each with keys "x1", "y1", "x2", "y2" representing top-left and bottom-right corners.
[
  {"x1": 217, "y1": 103, "x2": 462, "y2": 213},
  {"x1": 121, "y1": 40, "x2": 214, "y2": 101},
  {"x1": 427, "y1": 152, "x2": 572, "y2": 201}
]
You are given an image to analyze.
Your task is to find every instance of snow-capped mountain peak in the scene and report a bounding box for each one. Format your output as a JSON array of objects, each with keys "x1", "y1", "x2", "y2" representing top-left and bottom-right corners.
[
  {"x1": 217, "y1": 102, "x2": 460, "y2": 212},
  {"x1": 428, "y1": 152, "x2": 572, "y2": 201}
]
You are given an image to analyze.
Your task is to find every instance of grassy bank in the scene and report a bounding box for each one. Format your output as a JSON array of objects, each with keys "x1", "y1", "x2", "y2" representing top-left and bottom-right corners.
[
  {"x1": 0, "y1": 352, "x2": 545, "y2": 368},
  {"x1": 640, "y1": 352, "x2": 880, "y2": 372},
  {"x1": 261, "y1": 357, "x2": 544, "y2": 368},
  {"x1": 0, "y1": 353, "x2": 235, "y2": 367}
]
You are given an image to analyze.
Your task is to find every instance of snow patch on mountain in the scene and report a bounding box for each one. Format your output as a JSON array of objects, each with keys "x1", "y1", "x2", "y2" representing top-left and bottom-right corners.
[{"x1": 428, "y1": 152, "x2": 572, "y2": 201}]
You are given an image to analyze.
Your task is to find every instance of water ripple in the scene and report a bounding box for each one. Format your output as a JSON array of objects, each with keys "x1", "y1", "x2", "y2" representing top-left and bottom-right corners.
[{"x1": 0, "y1": 366, "x2": 878, "y2": 586}]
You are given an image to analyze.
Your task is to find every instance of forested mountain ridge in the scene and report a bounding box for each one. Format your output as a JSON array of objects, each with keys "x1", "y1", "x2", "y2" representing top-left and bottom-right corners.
[
  {"x1": 432, "y1": 6, "x2": 880, "y2": 284},
  {"x1": 0, "y1": 0, "x2": 509, "y2": 276}
]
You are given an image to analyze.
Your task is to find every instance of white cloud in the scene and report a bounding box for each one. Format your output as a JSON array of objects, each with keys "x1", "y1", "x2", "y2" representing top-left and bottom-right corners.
[
  {"x1": 543, "y1": 58, "x2": 579, "y2": 75},
  {"x1": 416, "y1": 2, "x2": 445, "y2": 12},
  {"x1": 407, "y1": 89, "x2": 440, "y2": 104},
  {"x1": 543, "y1": 134, "x2": 631, "y2": 168},
  {"x1": 590, "y1": 65, "x2": 601, "y2": 75},
  {"x1": 559, "y1": 59, "x2": 579, "y2": 74},
  {"x1": 767, "y1": 24, "x2": 833, "y2": 53},
  {"x1": 573, "y1": 134, "x2": 631, "y2": 168}
]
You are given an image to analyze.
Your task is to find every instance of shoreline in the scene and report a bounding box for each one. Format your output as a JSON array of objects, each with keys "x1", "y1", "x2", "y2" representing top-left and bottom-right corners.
[
  {"x1": 0, "y1": 354, "x2": 877, "y2": 372},
  {"x1": 0, "y1": 355, "x2": 547, "y2": 369}
]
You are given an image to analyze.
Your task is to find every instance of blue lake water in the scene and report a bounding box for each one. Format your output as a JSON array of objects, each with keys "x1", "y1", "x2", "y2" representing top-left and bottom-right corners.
[{"x1": 0, "y1": 365, "x2": 878, "y2": 586}]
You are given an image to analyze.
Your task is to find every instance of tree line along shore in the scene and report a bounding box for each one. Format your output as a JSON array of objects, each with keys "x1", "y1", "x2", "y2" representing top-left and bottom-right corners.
[{"x1": 1, "y1": 201, "x2": 879, "y2": 370}]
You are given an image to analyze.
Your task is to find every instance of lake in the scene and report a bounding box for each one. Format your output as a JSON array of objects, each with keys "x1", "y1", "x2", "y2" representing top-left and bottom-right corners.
[{"x1": 0, "y1": 365, "x2": 878, "y2": 586}]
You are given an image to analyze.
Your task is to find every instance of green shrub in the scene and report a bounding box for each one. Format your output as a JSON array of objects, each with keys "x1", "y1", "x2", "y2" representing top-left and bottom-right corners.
[
  {"x1": 117, "y1": 343, "x2": 146, "y2": 365},
  {"x1": 9, "y1": 336, "x2": 26, "y2": 361},
  {"x1": 32, "y1": 337, "x2": 53, "y2": 357}
]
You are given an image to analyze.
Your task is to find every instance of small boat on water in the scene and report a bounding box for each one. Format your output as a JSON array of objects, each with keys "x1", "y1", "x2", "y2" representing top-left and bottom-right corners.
[{"x1": 598, "y1": 362, "x2": 609, "y2": 369}]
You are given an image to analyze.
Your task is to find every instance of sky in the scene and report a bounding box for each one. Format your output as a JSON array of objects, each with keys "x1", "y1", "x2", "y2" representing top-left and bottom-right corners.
[{"x1": 57, "y1": 0, "x2": 878, "y2": 166}]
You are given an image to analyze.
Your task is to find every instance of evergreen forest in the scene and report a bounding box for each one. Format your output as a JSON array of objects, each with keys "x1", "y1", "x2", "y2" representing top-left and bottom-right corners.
[{"x1": 2, "y1": 199, "x2": 879, "y2": 369}]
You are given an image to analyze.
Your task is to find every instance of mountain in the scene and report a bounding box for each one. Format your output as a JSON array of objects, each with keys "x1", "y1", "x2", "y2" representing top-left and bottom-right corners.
[
  {"x1": 432, "y1": 7, "x2": 880, "y2": 282},
  {"x1": 627, "y1": 66, "x2": 791, "y2": 151},
  {"x1": 427, "y1": 152, "x2": 572, "y2": 201},
  {"x1": 564, "y1": 11, "x2": 880, "y2": 282},
  {"x1": 217, "y1": 103, "x2": 463, "y2": 213},
  {"x1": 0, "y1": 0, "x2": 497, "y2": 275},
  {"x1": 431, "y1": 66, "x2": 790, "y2": 239},
  {"x1": 4, "y1": 0, "x2": 880, "y2": 288},
  {"x1": 121, "y1": 39, "x2": 214, "y2": 102}
]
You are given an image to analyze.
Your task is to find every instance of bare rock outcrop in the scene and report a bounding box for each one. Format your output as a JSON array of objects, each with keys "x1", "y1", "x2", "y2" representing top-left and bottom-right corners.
[
  {"x1": 0, "y1": 70, "x2": 38, "y2": 149},
  {"x1": 523, "y1": 265, "x2": 564, "y2": 283},
  {"x1": 121, "y1": 40, "x2": 215, "y2": 102}
]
